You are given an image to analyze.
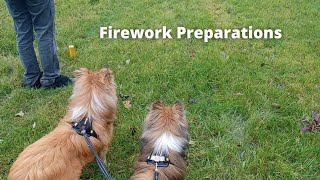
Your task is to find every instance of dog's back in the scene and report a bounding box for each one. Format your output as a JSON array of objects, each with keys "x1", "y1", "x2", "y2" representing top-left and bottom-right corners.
[
  {"x1": 8, "y1": 123, "x2": 104, "y2": 180},
  {"x1": 8, "y1": 68, "x2": 117, "y2": 179},
  {"x1": 131, "y1": 101, "x2": 189, "y2": 180}
]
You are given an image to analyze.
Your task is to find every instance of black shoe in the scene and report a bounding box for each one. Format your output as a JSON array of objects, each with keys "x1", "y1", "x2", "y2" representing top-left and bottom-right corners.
[
  {"x1": 42, "y1": 75, "x2": 73, "y2": 89},
  {"x1": 22, "y1": 72, "x2": 42, "y2": 89}
]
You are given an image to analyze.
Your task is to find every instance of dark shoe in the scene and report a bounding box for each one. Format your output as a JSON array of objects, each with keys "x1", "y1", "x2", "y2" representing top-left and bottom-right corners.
[
  {"x1": 42, "y1": 75, "x2": 73, "y2": 89},
  {"x1": 22, "y1": 72, "x2": 42, "y2": 89}
]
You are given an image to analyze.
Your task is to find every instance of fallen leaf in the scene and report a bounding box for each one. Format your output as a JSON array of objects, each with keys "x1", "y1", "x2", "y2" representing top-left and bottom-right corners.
[
  {"x1": 129, "y1": 126, "x2": 137, "y2": 136},
  {"x1": 220, "y1": 51, "x2": 229, "y2": 61},
  {"x1": 188, "y1": 49, "x2": 196, "y2": 59},
  {"x1": 313, "y1": 112, "x2": 320, "y2": 124},
  {"x1": 240, "y1": 151, "x2": 245, "y2": 160},
  {"x1": 194, "y1": 150, "x2": 207, "y2": 157},
  {"x1": 123, "y1": 100, "x2": 132, "y2": 109},
  {"x1": 15, "y1": 111, "x2": 24, "y2": 117},
  {"x1": 271, "y1": 103, "x2": 281, "y2": 109},
  {"x1": 126, "y1": 59, "x2": 130, "y2": 64},
  {"x1": 188, "y1": 97, "x2": 196, "y2": 104},
  {"x1": 32, "y1": 122, "x2": 36, "y2": 129},
  {"x1": 189, "y1": 140, "x2": 196, "y2": 145},
  {"x1": 7, "y1": 158, "x2": 13, "y2": 165},
  {"x1": 301, "y1": 112, "x2": 320, "y2": 134},
  {"x1": 251, "y1": 138, "x2": 258, "y2": 148}
]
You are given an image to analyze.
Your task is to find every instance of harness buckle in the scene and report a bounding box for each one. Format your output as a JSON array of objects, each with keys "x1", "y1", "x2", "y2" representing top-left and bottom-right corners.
[
  {"x1": 72, "y1": 117, "x2": 97, "y2": 138},
  {"x1": 146, "y1": 155, "x2": 170, "y2": 167}
]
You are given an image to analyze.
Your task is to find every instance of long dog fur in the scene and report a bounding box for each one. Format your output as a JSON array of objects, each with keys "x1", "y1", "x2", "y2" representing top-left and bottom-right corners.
[
  {"x1": 8, "y1": 68, "x2": 117, "y2": 180},
  {"x1": 131, "y1": 101, "x2": 189, "y2": 180}
]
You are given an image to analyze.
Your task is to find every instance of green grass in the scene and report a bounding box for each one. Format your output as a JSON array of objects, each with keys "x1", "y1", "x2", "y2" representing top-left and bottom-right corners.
[{"x1": 1, "y1": 0, "x2": 320, "y2": 179}]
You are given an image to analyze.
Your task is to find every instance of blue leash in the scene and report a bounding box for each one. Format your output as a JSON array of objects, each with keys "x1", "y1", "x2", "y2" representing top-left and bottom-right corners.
[
  {"x1": 83, "y1": 133, "x2": 112, "y2": 180},
  {"x1": 153, "y1": 162, "x2": 159, "y2": 180}
]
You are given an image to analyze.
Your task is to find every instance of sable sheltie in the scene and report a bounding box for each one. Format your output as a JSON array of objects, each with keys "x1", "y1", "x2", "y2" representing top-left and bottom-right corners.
[
  {"x1": 131, "y1": 101, "x2": 189, "y2": 180},
  {"x1": 8, "y1": 68, "x2": 117, "y2": 180}
]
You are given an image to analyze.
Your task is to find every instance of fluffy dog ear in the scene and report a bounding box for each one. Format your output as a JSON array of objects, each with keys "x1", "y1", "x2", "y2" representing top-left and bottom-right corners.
[
  {"x1": 99, "y1": 68, "x2": 113, "y2": 83},
  {"x1": 73, "y1": 68, "x2": 89, "y2": 78},
  {"x1": 151, "y1": 101, "x2": 163, "y2": 110},
  {"x1": 174, "y1": 100, "x2": 184, "y2": 112}
]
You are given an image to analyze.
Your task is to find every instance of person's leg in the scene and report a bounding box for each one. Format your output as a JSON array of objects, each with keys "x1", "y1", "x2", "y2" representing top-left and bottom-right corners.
[
  {"x1": 26, "y1": 0, "x2": 62, "y2": 87},
  {"x1": 5, "y1": 0, "x2": 42, "y2": 88}
]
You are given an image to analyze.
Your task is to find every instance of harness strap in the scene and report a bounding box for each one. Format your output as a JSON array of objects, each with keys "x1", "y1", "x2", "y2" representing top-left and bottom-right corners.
[
  {"x1": 146, "y1": 155, "x2": 171, "y2": 167},
  {"x1": 72, "y1": 118, "x2": 97, "y2": 138}
]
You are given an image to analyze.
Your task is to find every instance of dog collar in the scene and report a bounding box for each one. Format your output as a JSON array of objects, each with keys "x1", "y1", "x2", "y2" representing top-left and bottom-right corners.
[
  {"x1": 146, "y1": 154, "x2": 170, "y2": 167},
  {"x1": 72, "y1": 117, "x2": 98, "y2": 138}
]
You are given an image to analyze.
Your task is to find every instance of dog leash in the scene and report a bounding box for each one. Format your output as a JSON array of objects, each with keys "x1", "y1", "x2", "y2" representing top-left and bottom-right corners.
[
  {"x1": 83, "y1": 133, "x2": 112, "y2": 180},
  {"x1": 154, "y1": 162, "x2": 159, "y2": 180},
  {"x1": 72, "y1": 118, "x2": 112, "y2": 180}
]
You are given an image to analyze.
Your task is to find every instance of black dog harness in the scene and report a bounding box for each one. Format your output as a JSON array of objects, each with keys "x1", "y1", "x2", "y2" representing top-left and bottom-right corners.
[
  {"x1": 146, "y1": 153, "x2": 172, "y2": 180},
  {"x1": 72, "y1": 118, "x2": 112, "y2": 180},
  {"x1": 72, "y1": 118, "x2": 97, "y2": 138}
]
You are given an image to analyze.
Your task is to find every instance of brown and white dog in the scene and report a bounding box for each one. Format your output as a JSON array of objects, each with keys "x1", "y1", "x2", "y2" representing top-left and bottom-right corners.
[
  {"x1": 131, "y1": 101, "x2": 189, "y2": 180},
  {"x1": 8, "y1": 68, "x2": 117, "y2": 180}
]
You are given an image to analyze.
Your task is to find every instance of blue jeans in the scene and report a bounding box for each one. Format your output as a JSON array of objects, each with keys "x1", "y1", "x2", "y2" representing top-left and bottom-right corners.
[{"x1": 5, "y1": 0, "x2": 60, "y2": 86}]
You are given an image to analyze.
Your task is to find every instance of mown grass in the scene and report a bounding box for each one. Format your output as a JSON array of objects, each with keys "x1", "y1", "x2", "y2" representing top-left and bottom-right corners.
[{"x1": 1, "y1": 0, "x2": 320, "y2": 179}]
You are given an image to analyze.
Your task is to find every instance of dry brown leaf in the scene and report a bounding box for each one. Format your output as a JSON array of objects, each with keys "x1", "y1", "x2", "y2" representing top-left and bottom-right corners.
[
  {"x1": 123, "y1": 100, "x2": 132, "y2": 109},
  {"x1": 301, "y1": 112, "x2": 320, "y2": 134}
]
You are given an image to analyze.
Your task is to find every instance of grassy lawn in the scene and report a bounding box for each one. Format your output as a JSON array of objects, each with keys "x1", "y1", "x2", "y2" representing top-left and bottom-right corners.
[{"x1": 1, "y1": 0, "x2": 320, "y2": 179}]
